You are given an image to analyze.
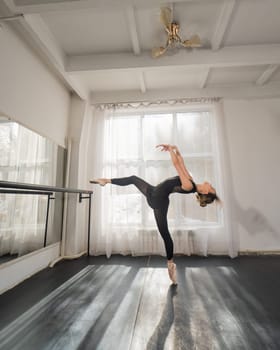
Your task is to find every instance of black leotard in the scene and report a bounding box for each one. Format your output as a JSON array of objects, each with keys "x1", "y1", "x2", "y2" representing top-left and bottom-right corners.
[{"x1": 146, "y1": 176, "x2": 197, "y2": 209}]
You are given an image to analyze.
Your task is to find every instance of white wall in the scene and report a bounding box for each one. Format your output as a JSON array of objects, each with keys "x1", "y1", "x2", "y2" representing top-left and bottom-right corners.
[
  {"x1": 0, "y1": 24, "x2": 70, "y2": 147},
  {"x1": 223, "y1": 98, "x2": 280, "y2": 252},
  {"x1": 0, "y1": 24, "x2": 71, "y2": 291}
]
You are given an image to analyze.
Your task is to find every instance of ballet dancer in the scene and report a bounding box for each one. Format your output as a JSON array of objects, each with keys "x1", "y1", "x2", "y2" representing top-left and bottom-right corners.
[{"x1": 90, "y1": 144, "x2": 220, "y2": 284}]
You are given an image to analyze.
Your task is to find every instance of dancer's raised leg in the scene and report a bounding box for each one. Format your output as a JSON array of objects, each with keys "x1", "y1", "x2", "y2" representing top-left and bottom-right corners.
[{"x1": 90, "y1": 175, "x2": 151, "y2": 197}]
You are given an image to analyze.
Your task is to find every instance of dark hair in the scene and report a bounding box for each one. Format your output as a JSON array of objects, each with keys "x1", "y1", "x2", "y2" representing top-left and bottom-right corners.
[{"x1": 196, "y1": 192, "x2": 219, "y2": 207}]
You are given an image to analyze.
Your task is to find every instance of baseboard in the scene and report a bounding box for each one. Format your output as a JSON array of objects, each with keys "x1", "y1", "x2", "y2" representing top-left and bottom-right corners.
[
  {"x1": 239, "y1": 250, "x2": 280, "y2": 256},
  {"x1": 0, "y1": 242, "x2": 60, "y2": 295}
]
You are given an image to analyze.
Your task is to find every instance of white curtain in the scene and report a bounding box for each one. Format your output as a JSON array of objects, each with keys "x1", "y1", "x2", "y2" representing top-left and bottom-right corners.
[
  {"x1": 0, "y1": 121, "x2": 57, "y2": 257},
  {"x1": 89, "y1": 103, "x2": 236, "y2": 258}
]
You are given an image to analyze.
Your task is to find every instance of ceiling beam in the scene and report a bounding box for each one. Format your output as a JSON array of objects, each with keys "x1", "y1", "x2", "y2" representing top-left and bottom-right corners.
[
  {"x1": 67, "y1": 44, "x2": 280, "y2": 73},
  {"x1": 255, "y1": 64, "x2": 279, "y2": 86},
  {"x1": 90, "y1": 82, "x2": 280, "y2": 104},
  {"x1": 3, "y1": 0, "x2": 218, "y2": 14},
  {"x1": 17, "y1": 13, "x2": 89, "y2": 99},
  {"x1": 23, "y1": 14, "x2": 65, "y2": 69},
  {"x1": 198, "y1": 68, "x2": 210, "y2": 89},
  {"x1": 139, "y1": 71, "x2": 147, "y2": 93},
  {"x1": 125, "y1": 6, "x2": 141, "y2": 55},
  {"x1": 211, "y1": 0, "x2": 236, "y2": 50}
]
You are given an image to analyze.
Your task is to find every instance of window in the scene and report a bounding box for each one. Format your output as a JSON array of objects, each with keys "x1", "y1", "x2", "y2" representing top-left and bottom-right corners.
[{"x1": 104, "y1": 107, "x2": 221, "y2": 229}]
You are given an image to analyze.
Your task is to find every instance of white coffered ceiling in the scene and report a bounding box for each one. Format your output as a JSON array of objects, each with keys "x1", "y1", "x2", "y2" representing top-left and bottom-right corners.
[{"x1": 1, "y1": 0, "x2": 280, "y2": 103}]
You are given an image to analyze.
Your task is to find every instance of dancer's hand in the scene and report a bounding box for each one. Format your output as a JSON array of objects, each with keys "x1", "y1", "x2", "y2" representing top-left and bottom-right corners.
[
  {"x1": 156, "y1": 144, "x2": 171, "y2": 151},
  {"x1": 156, "y1": 144, "x2": 179, "y2": 153}
]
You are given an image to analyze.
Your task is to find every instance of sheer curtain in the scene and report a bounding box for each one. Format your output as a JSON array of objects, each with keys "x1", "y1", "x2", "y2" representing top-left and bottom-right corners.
[
  {"x1": 0, "y1": 120, "x2": 57, "y2": 256},
  {"x1": 89, "y1": 103, "x2": 235, "y2": 258}
]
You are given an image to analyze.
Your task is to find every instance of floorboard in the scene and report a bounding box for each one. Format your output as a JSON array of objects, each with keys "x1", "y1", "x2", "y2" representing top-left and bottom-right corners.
[{"x1": 0, "y1": 255, "x2": 280, "y2": 349}]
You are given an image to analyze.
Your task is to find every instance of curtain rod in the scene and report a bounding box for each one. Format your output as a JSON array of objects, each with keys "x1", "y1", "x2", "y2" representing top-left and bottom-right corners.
[{"x1": 93, "y1": 97, "x2": 221, "y2": 110}]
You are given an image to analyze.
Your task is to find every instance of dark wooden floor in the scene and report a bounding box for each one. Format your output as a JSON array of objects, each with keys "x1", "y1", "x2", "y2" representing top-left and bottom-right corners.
[{"x1": 0, "y1": 255, "x2": 280, "y2": 350}]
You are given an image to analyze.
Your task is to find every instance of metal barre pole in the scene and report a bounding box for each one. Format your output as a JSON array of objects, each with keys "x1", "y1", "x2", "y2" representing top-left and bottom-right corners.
[
  {"x1": 88, "y1": 193, "x2": 92, "y2": 256},
  {"x1": 44, "y1": 194, "x2": 55, "y2": 247},
  {"x1": 0, "y1": 180, "x2": 92, "y2": 195},
  {"x1": 0, "y1": 190, "x2": 53, "y2": 195},
  {"x1": 79, "y1": 192, "x2": 92, "y2": 256}
]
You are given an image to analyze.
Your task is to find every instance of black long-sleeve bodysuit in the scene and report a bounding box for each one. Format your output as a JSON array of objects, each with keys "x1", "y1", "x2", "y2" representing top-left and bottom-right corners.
[{"x1": 111, "y1": 175, "x2": 197, "y2": 260}]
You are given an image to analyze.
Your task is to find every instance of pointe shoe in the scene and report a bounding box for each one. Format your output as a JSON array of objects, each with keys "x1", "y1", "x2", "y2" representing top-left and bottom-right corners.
[
  {"x1": 89, "y1": 178, "x2": 107, "y2": 186},
  {"x1": 167, "y1": 262, "x2": 177, "y2": 285}
]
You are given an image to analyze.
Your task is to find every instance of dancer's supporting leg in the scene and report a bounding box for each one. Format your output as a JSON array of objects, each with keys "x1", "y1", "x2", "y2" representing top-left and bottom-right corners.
[{"x1": 153, "y1": 206, "x2": 177, "y2": 284}]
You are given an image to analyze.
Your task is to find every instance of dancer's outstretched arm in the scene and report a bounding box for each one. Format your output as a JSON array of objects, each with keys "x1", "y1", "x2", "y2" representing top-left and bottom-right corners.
[
  {"x1": 169, "y1": 145, "x2": 193, "y2": 180},
  {"x1": 157, "y1": 144, "x2": 193, "y2": 191}
]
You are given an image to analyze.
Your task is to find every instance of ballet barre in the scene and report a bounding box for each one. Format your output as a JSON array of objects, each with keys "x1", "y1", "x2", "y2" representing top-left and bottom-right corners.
[{"x1": 0, "y1": 181, "x2": 93, "y2": 255}]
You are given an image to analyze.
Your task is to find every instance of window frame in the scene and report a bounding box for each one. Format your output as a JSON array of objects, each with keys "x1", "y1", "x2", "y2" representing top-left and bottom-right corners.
[{"x1": 105, "y1": 104, "x2": 223, "y2": 228}]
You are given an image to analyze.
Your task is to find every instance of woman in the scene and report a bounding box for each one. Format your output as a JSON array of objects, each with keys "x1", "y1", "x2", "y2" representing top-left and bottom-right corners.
[{"x1": 90, "y1": 144, "x2": 220, "y2": 284}]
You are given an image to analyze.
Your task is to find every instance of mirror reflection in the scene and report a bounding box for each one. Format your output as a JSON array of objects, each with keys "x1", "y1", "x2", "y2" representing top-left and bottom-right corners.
[{"x1": 0, "y1": 116, "x2": 66, "y2": 264}]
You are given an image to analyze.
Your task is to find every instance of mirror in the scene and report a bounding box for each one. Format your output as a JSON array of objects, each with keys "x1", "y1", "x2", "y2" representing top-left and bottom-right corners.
[{"x1": 0, "y1": 115, "x2": 66, "y2": 264}]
